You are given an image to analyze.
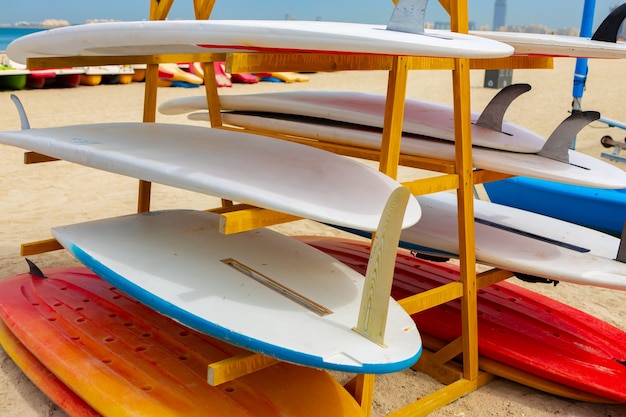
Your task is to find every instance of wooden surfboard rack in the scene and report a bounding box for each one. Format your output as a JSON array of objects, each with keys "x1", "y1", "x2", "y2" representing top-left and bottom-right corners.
[{"x1": 14, "y1": 0, "x2": 556, "y2": 415}]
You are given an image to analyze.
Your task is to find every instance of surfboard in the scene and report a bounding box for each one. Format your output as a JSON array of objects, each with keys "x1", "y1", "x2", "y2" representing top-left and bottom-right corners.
[
  {"x1": 0, "y1": 121, "x2": 420, "y2": 232},
  {"x1": 473, "y1": 3, "x2": 626, "y2": 58},
  {"x1": 484, "y1": 177, "x2": 626, "y2": 238},
  {"x1": 51, "y1": 209, "x2": 422, "y2": 374},
  {"x1": 209, "y1": 110, "x2": 626, "y2": 189},
  {"x1": 335, "y1": 191, "x2": 626, "y2": 290},
  {"x1": 5, "y1": 19, "x2": 513, "y2": 65},
  {"x1": 0, "y1": 265, "x2": 366, "y2": 416},
  {"x1": 472, "y1": 31, "x2": 626, "y2": 58},
  {"x1": 298, "y1": 236, "x2": 626, "y2": 403},
  {"x1": 159, "y1": 90, "x2": 547, "y2": 153}
]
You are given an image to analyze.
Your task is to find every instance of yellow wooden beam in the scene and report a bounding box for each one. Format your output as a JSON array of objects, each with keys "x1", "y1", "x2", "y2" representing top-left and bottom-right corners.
[
  {"x1": 207, "y1": 352, "x2": 279, "y2": 386},
  {"x1": 193, "y1": 0, "x2": 217, "y2": 19},
  {"x1": 23, "y1": 152, "x2": 57, "y2": 164},
  {"x1": 401, "y1": 174, "x2": 459, "y2": 196},
  {"x1": 21, "y1": 238, "x2": 63, "y2": 256},
  {"x1": 397, "y1": 281, "x2": 464, "y2": 316},
  {"x1": 213, "y1": 205, "x2": 301, "y2": 235},
  {"x1": 26, "y1": 53, "x2": 227, "y2": 69},
  {"x1": 149, "y1": 0, "x2": 174, "y2": 20}
]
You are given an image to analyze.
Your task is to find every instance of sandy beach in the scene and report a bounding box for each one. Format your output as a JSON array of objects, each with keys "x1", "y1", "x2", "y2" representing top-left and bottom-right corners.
[{"x1": 1, "y1": 58, "x2": 625, "y2": 416}]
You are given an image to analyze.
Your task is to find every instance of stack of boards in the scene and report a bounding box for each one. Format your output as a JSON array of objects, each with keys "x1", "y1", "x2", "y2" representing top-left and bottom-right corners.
[{"x1": 300, "y1": 236, "x2": 626, "y2": 404}]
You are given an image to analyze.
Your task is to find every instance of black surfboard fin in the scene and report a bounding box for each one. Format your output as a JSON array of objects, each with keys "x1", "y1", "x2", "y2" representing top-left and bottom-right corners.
[
  {"x1": 515, "y1": 272, "x2": 559, "y2": 286},
  {"x1": 616, "y1": 220, "x2": 626, "y2": 263},
  {"x1": 475, "y1": 83, "x2": 531, "y2": 133},
  {"x1": 10, "y1": 94, "x2": 31, "y2": 130},
  {"x1": 25, "y1": 258, "x2": 47, "y2": 279},
  {"x1": 537, "y1": 111, "x2": 600, "y2": 164},
  {"x1": 591, "y1": 3, "x2": 626, "y2": 43},
  {"x1": 410, "y1": 250, "x2": 450, "y2": 263},
  {"x1": 387, "y1": 0, "x2": 428, "y2": 34}
]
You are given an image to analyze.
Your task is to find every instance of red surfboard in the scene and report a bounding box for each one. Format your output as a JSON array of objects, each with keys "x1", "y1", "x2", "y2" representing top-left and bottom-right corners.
[
  {"x1": 0, "y1": 265, "x2": 364, "y2": 417},
  {"x1": 299, "y1": 236, "x2": 626, "y2": 404}
]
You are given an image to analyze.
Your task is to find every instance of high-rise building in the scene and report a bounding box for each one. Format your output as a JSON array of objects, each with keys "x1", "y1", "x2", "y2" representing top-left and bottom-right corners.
[{"x1": 493, "y1": 0, "x2": 507, "y2": 30}]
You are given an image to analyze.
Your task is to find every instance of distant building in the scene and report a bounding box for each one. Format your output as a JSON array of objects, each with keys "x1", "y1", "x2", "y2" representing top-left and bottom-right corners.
[{"x1": 493, "y1": 0, "x2": 506, "y2": 30}]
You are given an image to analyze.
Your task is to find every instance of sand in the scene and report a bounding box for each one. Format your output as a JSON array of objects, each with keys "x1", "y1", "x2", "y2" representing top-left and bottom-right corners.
[{"x1": 0, "y1": 58, "x2": 625, "y2": 416}]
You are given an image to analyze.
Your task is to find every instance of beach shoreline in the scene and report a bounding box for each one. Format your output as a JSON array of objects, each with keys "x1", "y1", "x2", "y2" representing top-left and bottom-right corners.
[{"x1": 1, "y1": 59, "x2": 626, "y2": 416}]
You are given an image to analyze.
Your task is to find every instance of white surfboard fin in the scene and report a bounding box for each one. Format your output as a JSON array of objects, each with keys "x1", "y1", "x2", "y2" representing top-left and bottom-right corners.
[
  {"x1": 592, "y1": 3, "x2": 626, "y2": 43},
  {"x1": 354, "y1": 186, "x2": 410, "y2": 346},
  {"x1": 10, "y1": 94, "x2": 31, "y2": 130},
  {"x1": 25, "y1": 258, "x2": 47, "y2": 279},
  {"x1": 475, "y1": 83, "x2": 531, "y2": 133},
  {"x1": 616, "y1": 220, "x2": 626, "y2": 263},
  {"x1": 387, "y1": 0, "x2": 428, "y2": 35},
  {"x1": 537, "y1": 111, "x2": 600, "y2": 164}
]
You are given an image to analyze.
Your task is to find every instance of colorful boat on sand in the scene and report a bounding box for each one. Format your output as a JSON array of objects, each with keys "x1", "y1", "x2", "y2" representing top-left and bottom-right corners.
[{"x1": 0, "y1": 66, "x2": 29, "y2": 90}]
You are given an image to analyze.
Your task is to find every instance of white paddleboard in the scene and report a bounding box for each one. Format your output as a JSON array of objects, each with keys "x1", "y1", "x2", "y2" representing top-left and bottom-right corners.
[
  {"x1": 0, "y1": 123, "x2": 421, "y2": 231},
  {"x1": 400, "y1": 192, "x2": 626, "y2": 290},
  {"x1": 159, "y1": 91, "x2": 547, "y2": 153},
  {"x1": 51, "y1": 209, "x2": 422, "y2": 373},
  {"x1": 6, "y1": 20, "x2": 513, "y2": 65},
  {"x1": 473, "y1": 31, "x2": 626, "y2": 58},
  {"x1": 218, "y1": 112, "x2": 626, "y2": 189}
]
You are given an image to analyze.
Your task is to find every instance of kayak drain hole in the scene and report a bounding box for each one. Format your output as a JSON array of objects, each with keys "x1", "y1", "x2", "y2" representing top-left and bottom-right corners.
[
  {"x1": 104, "y1": 337, "x2": 115, "y2": 342},
  {"x1": 179, "y1": 355, "x2": 189, "y2": 361},
  {"x1": 135, "y1": 346, "x2": 147, "y2": 352},
  {"x1": 224, "y1": 387, "x2": 235, "y2": 393}
]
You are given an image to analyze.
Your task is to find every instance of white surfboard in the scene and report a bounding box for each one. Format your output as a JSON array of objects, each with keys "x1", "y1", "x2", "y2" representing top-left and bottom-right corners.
[
  {"x1": 159, "y1": 91, "x2": 548, "y2": 153},
  {"x1": 473, "y1": 31, "x2": 626, "y2": 58},
  {"x1": 0, "y1": 122, "x2": 421, "y2": 231},
  {"x1": 5, "y1": 19, "x2": 513, "y2": 65},
  {"x1": 51, "y1": 209, "x2": 422, "y2": 373},
  {"x1": 213, "y1": 111, "x2": 626, "y2": 189},
  {"x1": 400, "y1": 192, "x2": 626, "y2": 290}
]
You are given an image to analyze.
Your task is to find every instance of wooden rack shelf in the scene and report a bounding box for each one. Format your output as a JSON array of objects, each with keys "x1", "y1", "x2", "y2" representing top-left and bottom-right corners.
[{"x1": 16, "y1": 0, "x2": 553, "y2": 415}]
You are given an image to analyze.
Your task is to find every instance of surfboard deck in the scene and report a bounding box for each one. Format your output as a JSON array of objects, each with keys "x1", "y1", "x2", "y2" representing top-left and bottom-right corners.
[
  {"x1": 159, "y1": 91, "x2": 546, "y2": 153},
  {"x1": 335, "y1": 191, "x2": 626, "y2": 290},
  {"x1": 298, "y1": 236, "x2": 626, "y2": 403},
  {"x1": 473, "y1": 31, "x2": 626, "y2": 58},
  {"x1": 0, "y1": 122, "x2": 420, "y2": 232},
  {"x1": 6, "y1": 20, "x2": 513, "y2": 65},
  {"x1": 484, "y1": 177, "x2": 626, "y2": 238},
  {"x1": 211, "y1": 110, "x2": 626, "y2": 189},
  {"x1": 51, "y1": 210, "x2": 422, "y2": 374},
  {"x1": 0, "y1": 265, "x2": 366, "y2": 417}
]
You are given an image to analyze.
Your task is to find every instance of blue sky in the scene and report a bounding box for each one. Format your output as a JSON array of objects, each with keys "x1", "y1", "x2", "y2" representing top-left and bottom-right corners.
[{"x1": 1, "y1": 0, "x2": 620, "y2": 32}]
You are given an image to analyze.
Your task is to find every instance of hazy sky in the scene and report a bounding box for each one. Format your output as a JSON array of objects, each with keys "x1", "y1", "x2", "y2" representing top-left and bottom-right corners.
[{"x1": 1, "y1": 1, "x2": 620, "y2": 32}]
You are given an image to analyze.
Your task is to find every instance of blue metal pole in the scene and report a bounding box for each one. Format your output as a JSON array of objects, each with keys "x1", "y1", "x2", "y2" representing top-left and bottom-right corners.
[{"x1": 572, "y1": 0, "x2": 596, "y2": 111}]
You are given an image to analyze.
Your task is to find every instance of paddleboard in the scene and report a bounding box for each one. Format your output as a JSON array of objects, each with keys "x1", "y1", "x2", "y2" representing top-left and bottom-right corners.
[
  {"x1": 337, "y1": 191, "x2": 626, "y2": 290},
  {"x1": 0, "y1": 121, "x2": 420, "y2": 231},
  {"x1": 484, "y1": 176, "x2": 626, "y2": 238},
  {"x1": 0, "y1": 265, "x2": 366, "y2": 416},
  {"x1": 159, "y1": 90, "x2": 548, "y2": 153},
  {"x1": 51, "y1": 209, "x2": 422, "y2": 374},
  {"x1": 211, "y1": 110, "x2": 626, "y2": 189},
  {"x1": 0, "y1": 320, "x2": 99, "y2": 417},
  {"x1": 298, "y1": 236, "x2": 626, "y2": 403},
  {"x1": 5, "y1": 19, "x2": 513, "y2": 65},
  {"x1": 472, "y1": 31, "x2": 626, "y2": 58}
]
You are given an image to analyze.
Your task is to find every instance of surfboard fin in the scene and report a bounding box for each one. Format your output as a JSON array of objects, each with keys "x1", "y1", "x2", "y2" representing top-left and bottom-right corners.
[
  {"x1": 616, "y1": 220, "x2": 626, "y2": 263},
  {"x1": 591, "y1": 3, "x2": 626, "y2": 43},
  {"x1": 475, "y1": 84, "x2": 531, "y2": 133},
  {"x1": 354, "y1": 186, "x2": 410, "y2": 347},
  {"x1": 10, "y1": 94, "x2": 31, "y2": 130},
  {"x1": 386, "y1": 0, "x2": 428, "y2": 35},
  {"x1": 25, "y1": 258, "x2": 47, "y2": 279},
  {"x1": 537, "y1": 111, "x2": 600, "y2": 164}
]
